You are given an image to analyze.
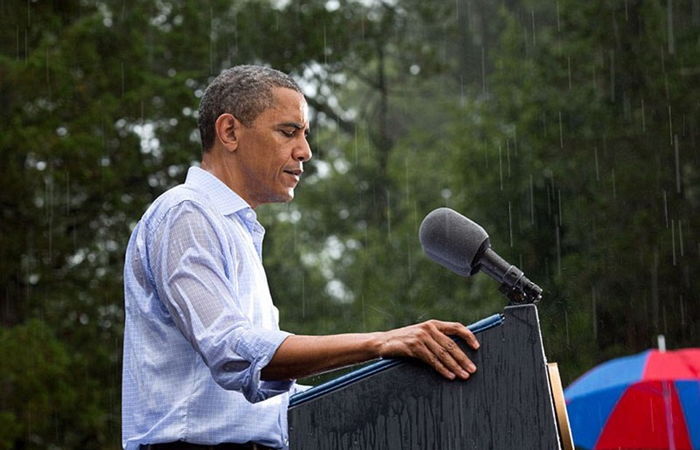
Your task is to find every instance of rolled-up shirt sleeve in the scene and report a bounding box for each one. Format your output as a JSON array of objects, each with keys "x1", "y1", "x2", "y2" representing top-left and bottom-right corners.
[{"x1": 148, "y1": 200, "x2": 292, "y2": 403}]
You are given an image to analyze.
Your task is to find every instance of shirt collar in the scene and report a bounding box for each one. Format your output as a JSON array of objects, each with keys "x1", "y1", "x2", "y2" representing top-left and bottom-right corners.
[{"x1": 185, "y1": 166, "x2": 256, "y2": 219}]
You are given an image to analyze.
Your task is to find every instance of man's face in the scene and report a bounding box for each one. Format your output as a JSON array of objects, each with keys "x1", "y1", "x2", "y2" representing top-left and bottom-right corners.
[{"x1": 234, "y1": 87, "x2": 311, "y2": 208}]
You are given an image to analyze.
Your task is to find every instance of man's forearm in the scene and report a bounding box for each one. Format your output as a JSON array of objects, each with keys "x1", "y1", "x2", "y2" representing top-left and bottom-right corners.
[
  {"x1": 260, "y1": 333, "x2": 384, "y2": 380},
  {"x1": 260, "y1": 320, "x2": 480, "y2": 381}
]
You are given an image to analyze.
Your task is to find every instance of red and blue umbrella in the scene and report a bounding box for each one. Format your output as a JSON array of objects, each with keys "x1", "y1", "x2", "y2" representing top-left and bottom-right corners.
[{"x1": 564, "y1": 348, "x2": 700, "y2": 449}]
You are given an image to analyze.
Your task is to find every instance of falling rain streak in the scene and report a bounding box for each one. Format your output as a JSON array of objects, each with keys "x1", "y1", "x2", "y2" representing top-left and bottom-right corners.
[
  {"x1": 591, "y1": 286, "x2": 598, "y2": 339},
  {"x1": 671, "y1": 219, "x2": 677, "y2": 266},
  {"x1": 508, "y1": 201, "x2": 513, "y2": 247},
  {"x1": 499, "y1": 144, "x2": 503, "y2": 191},
  {"x1": 529, "y1": 174, "x2": 535, "y2": 225},
  {"x1": 558, "y1": 112, "x2": 563, "y2": 149},
  {"x1": 674, "y1": 135, "x2": 681, "y2": 193},
  {"x1": 593, "y1": 146, "x2": 600, "y2": 181},
  {"x1": 611, "y1": 169, "x2": 617, "y2": 199}
]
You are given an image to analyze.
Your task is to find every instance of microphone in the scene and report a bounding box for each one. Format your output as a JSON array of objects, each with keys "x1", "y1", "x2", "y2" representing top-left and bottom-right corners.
[{"x1": 418, "y1": 207, "x2": 542, "y2": 304}]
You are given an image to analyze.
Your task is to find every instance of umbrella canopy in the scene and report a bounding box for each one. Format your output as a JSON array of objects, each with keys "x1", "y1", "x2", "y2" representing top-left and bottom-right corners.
[{"x1": 565, "y1": 348, "x2": 700, "y2": 449}]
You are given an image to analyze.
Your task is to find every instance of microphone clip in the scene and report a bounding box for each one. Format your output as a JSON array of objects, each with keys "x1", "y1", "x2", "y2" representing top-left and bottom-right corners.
[{"x1": 498, "y1": 273, "x2": 543, "y2": 305}]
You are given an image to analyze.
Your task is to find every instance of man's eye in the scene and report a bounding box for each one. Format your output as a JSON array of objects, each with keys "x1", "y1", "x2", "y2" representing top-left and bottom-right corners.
[{"x1": 280, "y1": 129, "x2": 295, "y2": 137}]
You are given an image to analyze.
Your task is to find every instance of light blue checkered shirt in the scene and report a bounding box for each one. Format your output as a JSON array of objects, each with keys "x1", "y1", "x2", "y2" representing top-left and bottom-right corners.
[{"x1": 122, "y1": 167, "x2": 294, "y2": 449}]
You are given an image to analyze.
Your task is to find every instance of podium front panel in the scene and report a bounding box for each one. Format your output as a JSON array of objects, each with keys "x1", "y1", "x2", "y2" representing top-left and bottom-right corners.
[{"x1": 288, "y1": 305, "x2": 560, "y2": 449}]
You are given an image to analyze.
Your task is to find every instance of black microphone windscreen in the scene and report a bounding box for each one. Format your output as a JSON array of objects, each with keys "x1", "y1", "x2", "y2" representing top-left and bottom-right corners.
[{"x1": 418, "y1": 208, "x2": 490, "y2": 277}]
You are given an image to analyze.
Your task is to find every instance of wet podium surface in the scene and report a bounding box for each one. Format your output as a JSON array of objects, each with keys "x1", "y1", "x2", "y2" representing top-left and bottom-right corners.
[{"x1": 288, "y1": 304, "x2": 561, "y2": 449}]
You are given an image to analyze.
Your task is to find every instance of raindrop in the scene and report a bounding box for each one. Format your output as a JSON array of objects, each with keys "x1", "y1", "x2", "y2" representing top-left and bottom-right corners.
[
  {"x1": 594, "y1": 146, "x2": 600, "y2": 181},
  {"x1": 671, "y1": 219, "x2": 677, "y2": 266},
  {"x1": 679, "y1": 295, "x2": 686, "y2": 327},
  {"x1": 529, "y1": 174, "x2": 535, "y2": 225},
  {"x1": 667, "y1": 0, "x2": 675, "y2": 54},
  {"x1": 407, "y1": 239, "x2": 413, "y2": 279},
  {"x1": 558, "y1": 111, "x2": 563, "y2": 149},
  {"x1": 678, "y1": 219, "x2": 684, "y2": 256},
  {"x1": 542, "y1": 112, "x2": 547, "y2": 138},
  {"x1": 663, "y1": 189, "x2": 669, "y2": 227},
  {"x1": 611, "y1": 169, "x2": 617, "y2": 199},
  {"x1": 386, "y1": 189, "x2": 391, "y2": 240},
  {"x1": 609, "y1": 50, "x2": 615, "y2": 101},
  {"x1": 556, "y1": 225, "x2": 561, "y2": 277},
  {"x1": 208, "y1": 5, "x2": 214, "y2": 74},
  {"x1": 557, "y1": 189, "x2": 562, "y2": 227},
  {"x1": 323, "y1": 24, "x2": 328, "y2": 66},
  {"x1": 65, "y1": 171, "x2": 70, "y2": 215},
  {"x1": 498, "y1": 144, "x2": 503, "y2": 191},
  {"x1": 641, "y1": 97, "x2": 646, "y2": 132},
  {"x1": 567, "y1": 57, "x2": 572, "y2": 90},
  {"x1": 674, "y1": 134, "x2": 681, "y2": 193},
  {"x1": 361, "y1": 294, "x2": 366, "y2": 332},
  {"x1": 591, "y1": 286, "x2": 598, "y2": 339},
  {"x1": 508, "y1": 201, "x2": 513, "y2": 247},
  {"x1": 45, "y1": 47, "x2": 51, "y2": 100},
  {"x1": 121, "y1": 61, "x2": 125, "y2": 97},
  {"x1": 668, "y1": 105, "x2": 673, "y2": 145},
  {"x1": 592, "y1": 59, "x2": 598, "y2": 92},
  {"x1": 481, "y1": 46, "x2": 486, "y2": 95},
  {"x1": 652, "y1": 251, "x2": 659, "y2": 330},
  {"x1": 506, "y1": 140, "x2": 511, "y2": 177}
]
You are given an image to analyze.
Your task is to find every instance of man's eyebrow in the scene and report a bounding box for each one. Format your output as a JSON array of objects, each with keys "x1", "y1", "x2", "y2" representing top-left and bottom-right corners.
[{"x1": 278, "y1": 122, "x2": 307, "y2": 130}]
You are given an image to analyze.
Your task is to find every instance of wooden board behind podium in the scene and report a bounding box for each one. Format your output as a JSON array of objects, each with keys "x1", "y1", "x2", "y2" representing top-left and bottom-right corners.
[{"x1": 288, "y1": 304, "x2": 561, "y2": 449}]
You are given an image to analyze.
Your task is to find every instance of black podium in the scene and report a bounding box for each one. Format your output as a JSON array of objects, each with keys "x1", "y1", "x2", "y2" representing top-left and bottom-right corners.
[{"x1": 288, "y1": 304, "x2": 563, "y2": 449}]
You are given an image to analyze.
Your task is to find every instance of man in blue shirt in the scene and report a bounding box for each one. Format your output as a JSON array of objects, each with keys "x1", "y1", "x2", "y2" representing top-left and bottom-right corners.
[{"x1": 122, "y1": 65, "x2": 480, "y2": 450}]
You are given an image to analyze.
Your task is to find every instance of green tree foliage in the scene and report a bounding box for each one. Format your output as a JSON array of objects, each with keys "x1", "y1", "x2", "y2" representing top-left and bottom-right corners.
[
  {"x1": 438, "y1": 0, "x2": 700, "y2": 378},
  {"x1": 1, "y1": 0, "x2": 698, "y2": 447},
  {"x1": 0, "y1": 319, "x2": 108, "y2": 449}
]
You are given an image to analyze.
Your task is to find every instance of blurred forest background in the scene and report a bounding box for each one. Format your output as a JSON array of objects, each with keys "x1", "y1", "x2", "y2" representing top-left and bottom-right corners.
[{"x1": 1, "y1": 0, "x2": 699, "y2": 448}]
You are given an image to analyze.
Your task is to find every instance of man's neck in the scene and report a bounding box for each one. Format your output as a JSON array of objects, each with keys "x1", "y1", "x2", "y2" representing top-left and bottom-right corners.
[{"x1": 200, "y1": 149, "x2": 256, "y2": 208}]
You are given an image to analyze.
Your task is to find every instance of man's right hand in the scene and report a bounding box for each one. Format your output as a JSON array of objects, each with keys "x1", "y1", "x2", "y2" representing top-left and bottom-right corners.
[{"x1": 377, "y1": 320, "x2": 479, "y2": 380}]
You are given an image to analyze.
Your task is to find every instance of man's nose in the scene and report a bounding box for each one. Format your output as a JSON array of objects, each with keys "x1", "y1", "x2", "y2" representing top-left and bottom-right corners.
[{"x1": 294, "y1": 137, "x2": 312, "y2": 162}]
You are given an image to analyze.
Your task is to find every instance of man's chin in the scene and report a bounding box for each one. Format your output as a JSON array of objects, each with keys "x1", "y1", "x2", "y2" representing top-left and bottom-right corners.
[
  {"x1": 258, "y1": 189, "x2": 295, "y2": 206},
  {"x1": 274, "y1": 190, "x2": 295, "y2": 204}
]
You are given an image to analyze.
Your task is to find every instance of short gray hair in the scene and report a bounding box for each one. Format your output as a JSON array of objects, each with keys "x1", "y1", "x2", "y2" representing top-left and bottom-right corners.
[{"x1": 198, "y1": 65, "x2": 302, "y2": 151}]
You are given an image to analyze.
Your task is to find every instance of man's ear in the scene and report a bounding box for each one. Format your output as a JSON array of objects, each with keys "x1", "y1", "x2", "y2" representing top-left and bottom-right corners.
[{"x1": 214, "y1": 113, "x2": 240, "y2": 152}]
